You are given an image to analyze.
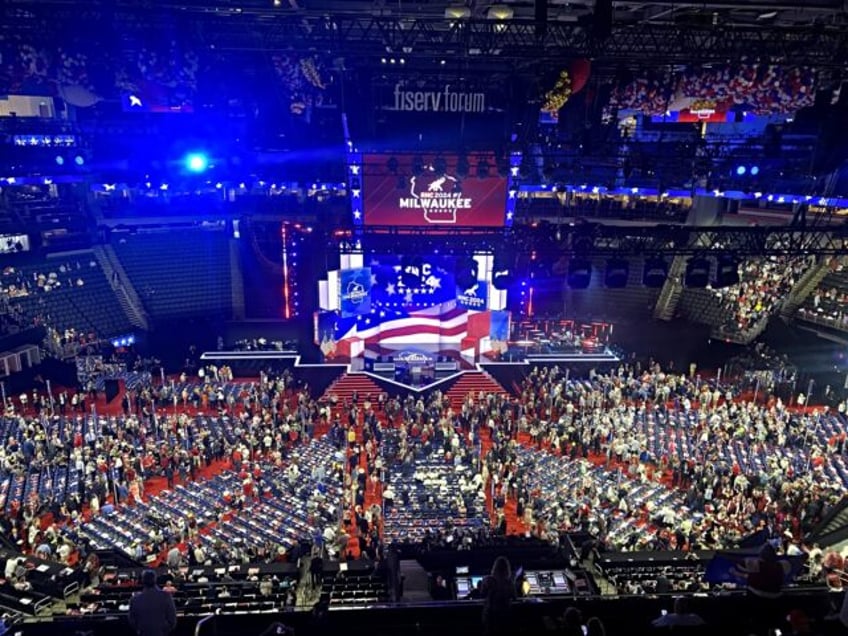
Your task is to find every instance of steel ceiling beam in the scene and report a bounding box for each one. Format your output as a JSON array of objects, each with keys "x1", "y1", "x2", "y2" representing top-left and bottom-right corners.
[
  {"x1": 3, "y1": 5, "x2": 847, "y2": 68},
  {"x1": 342, "y1": 224, "x2": 848, "y2": 257}
]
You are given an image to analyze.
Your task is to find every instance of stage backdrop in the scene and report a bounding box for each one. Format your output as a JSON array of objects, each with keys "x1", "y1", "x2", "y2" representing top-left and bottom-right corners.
[{"x1": 362, "y1": 154, "x2": 507, "y2": 227}]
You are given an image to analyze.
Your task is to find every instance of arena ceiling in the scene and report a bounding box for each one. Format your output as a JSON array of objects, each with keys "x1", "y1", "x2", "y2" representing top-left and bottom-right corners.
[{"x1": 4, "y1": 0, "x2": 848, "y2": 72}]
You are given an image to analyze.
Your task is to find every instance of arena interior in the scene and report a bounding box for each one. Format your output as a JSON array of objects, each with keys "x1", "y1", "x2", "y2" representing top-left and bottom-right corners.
[{"x1": 4, "y1": 1, "x2": 848, "y2": 635}]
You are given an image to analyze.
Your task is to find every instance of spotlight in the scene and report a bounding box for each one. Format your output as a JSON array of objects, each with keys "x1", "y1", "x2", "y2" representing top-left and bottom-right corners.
[
  {"x1": 74, "y1": 155, "x2": 85, "y2": 166},
  {"x1": 186, "y1": 153, "x2": 209, "y2": 173},
  {"x1": 642, "y1": 258, "x2": 668, "y2": 288},
  {"x1": 685, "y1": 257, "x2": 711, "y2": 288},
  {"x1": 750, "y1": 165, "x2": 760, "y2": 176},
  {"x1": 604, "y1": 259, "x2": 629, "y2": 288},
  {"x1": 736, "y1": 165, "x2": 746, "y2": 176},
  {"x1": 714, "y1": 257, "x2": 740, "y2": 288},
  {"x1": 567, "y1": 259, "x2": 592, "y2": 289},
  {"x1": 54, "y1": 156, "x2": 65, "y2": 166}
]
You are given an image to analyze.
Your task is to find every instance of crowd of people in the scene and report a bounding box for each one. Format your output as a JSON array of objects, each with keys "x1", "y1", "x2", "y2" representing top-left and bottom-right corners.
[
  {"x1": 0, "y1": 351, "x2": 846, "y2": 616},
  {"x1": 606, "y1": 63, "x2": 818, "y2": 117},
  {"x1": 0, "y1": 32, "x2": 197, "y2": 101},
  {"x1": 798, "y1": 257, "x2": 848, "y2": 331},
  {"x1": 713, "y1": 255, "x2": 812, "y2": 337},
  {"x1": 480, "y1": 364, "x2": 847, "y2": 568}
]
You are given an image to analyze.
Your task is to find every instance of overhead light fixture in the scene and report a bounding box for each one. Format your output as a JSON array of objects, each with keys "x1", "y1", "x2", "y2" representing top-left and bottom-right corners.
[
  {"x1": 487, "y1": 5, "x2": 513, "y2": 20},
  {"x1": 757, "y1": 11, "x2": 778, "y2": 20},
  {"x1": 445, "y1": 6, "x2": 471, "y2": 19}
]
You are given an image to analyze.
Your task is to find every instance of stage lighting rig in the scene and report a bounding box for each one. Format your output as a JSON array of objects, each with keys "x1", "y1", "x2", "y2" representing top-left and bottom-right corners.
[{"x1": 185, "y1": 153, "x2": 209, "y2": 173}]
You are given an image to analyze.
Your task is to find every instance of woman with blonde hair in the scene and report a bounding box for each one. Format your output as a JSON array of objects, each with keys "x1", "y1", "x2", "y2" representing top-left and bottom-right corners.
[{"x1": 481, "y1": 556, "x2": 515, "y2": 636}]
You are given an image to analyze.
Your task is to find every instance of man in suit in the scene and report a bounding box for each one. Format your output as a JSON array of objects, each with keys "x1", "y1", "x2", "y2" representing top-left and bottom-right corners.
[{"x1": 128, "y1": 570, "x2": 177, "y2": 636}]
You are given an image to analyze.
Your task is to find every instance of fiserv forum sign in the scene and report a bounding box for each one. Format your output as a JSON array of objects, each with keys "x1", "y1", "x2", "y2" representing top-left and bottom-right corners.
[{"x1": 391, "y1": 83, "x2": 486, "y2": 113}]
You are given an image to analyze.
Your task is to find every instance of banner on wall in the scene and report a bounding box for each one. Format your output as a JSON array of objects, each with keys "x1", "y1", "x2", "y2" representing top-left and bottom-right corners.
[
  {"x1": 363, "y1": 154, "x2": 507, "y2": 227},
  {"x1": 339, "y1": 268, "x2": 373, "y2": 317},
  {"x1": 456, "y1": 279, "x2": 488, "y2": 311}
]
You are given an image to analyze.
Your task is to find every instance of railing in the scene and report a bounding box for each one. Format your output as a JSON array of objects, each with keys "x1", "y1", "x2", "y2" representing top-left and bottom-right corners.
[{"x1": 194, "y1": 612, "x2": 218, "y2": 636}]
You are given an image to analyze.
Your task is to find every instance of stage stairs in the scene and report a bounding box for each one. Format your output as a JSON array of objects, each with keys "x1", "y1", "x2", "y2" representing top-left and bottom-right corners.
[
  {"x1": 320, "y1": 373, "x2": 384, "y2": 404},
  {"x1": 444, "y1": 371, "x2": 508, "y2": 407},
  {"x1": 807, "y1": 496, "x2": 848, "y2": 548},
  {"x1": 399, "y1": 560, "x2": 433, "y2": 602}
]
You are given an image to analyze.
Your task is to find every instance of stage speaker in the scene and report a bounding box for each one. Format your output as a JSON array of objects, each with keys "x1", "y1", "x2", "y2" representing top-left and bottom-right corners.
[
  {"x1": 104, "y1": 379, "x2": 120, "y2": 403},
  {"x1": 567, "y1": 259, "x2": 592, "y2": 289},
  {"x1": 714, "y1": 257, "x2": 740, "y2": 288},
  {"x1": 643, "y1": 257, "x2": 668, "y2": 288},
  {"x1": 605, "y1": 258, "x2": 629, "y2": 288},
  {"x1": 685, "y1": 257, "x2": 711, "y2": 288}
]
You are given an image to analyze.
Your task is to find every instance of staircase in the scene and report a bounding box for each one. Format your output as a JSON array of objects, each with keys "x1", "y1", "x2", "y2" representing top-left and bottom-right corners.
[
  {"x1": 93, "y1": 245, "x2": 150, "y2": 331},
  {"x1": 229, "y1": 238, "x2": 246, "y2": 320},
  {"x1": 445, "y1": 371, "x2": 508, "y2": 407},
  {"x1": 398, "y1": 560, "x2": 433, "y2": 602},
  {"x1": 781, "y1": 257, "x2": 832, "y2": 320},
  {"x1": 321, "y1": 373, "x2": 384, "y2": 404},
  {"x1": 653, "y1": 255, "x2": 687, "y2": 321},
  {"x1": 807, "y1": 496, "x2": 848, "y2": 548}
]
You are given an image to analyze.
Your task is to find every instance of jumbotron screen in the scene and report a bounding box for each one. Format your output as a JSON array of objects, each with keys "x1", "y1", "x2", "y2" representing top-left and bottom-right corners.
[{"x1": 362, "y1": 154, "x2": 507, "y2": 227}]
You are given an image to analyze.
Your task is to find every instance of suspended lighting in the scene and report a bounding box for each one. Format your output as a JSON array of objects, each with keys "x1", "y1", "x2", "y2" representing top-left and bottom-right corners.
[
  {"x1": 487, "y1": 5, "x2": 514, "y2": 20},
  {"x1": 445, "y1": 5, "x2": 471, "y2": 19}
]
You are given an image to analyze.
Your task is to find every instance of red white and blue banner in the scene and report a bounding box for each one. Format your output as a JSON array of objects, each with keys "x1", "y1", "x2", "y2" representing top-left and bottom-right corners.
[{"x1": 339, "y1": 267, "x2": 373, "y2": 317}]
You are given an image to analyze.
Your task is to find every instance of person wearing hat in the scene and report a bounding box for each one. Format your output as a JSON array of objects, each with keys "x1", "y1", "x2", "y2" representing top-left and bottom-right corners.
[{"x1": 128, "y1": 569, "x2": 177, "y2": 636}]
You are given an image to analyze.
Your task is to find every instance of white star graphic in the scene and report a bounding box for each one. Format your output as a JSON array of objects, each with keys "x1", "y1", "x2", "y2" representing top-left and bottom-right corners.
[
  {"x1": 386, "y1": 283, "x2": 396, "y2": 295},
  {"x1": 371, "y1": 274, "x2": 378, "y2": 286},
  {"x1": 353, "y1": 210, "x2": 361, "y2": 219},
  {"x1": 404, "y1": 290, "x2": 414, "y2": 303}
]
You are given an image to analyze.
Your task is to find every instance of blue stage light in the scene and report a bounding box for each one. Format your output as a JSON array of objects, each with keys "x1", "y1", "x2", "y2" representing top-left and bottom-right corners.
[
  {"x1": 74, "y1": 155, "x2": 85, "y2": 166},
  {"x1": 186, "y1": 153, "x2": 209, "y2": 173},
  {"x1": 736, "y1": 165, "x2": 746, "y2": 176},
  {"x1": 750, "y1": 165, "x2": 760, "y2": 176}
]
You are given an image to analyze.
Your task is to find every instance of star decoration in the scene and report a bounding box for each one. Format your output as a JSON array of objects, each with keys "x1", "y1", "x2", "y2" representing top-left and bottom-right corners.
[
  {"x1": 386, "y1": 283, "x2": 396, "y2": 296},
  {"x1": 404, "y1": 290, "x2": 414, "y2": 303},
  {"x1": 371, "y1": 274, "x2": 378, "y2": 286},
  {"x1": 353, "y1": 210, "x2": 361, "y2": 219}
]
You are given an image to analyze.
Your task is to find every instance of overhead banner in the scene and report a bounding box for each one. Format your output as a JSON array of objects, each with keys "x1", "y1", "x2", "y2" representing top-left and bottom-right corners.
[
  {"x1": 339, "y1": 267, "x2": 373, "y2": 317},
  {"x1": 363, "y1": 154, "x2": 507, "y2": 227}
]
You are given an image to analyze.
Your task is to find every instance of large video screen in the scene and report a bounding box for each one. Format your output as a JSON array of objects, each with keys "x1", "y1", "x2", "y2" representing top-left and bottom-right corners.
[{"x1": 362, "y1": 154, "x2": 507, "y2": 227}]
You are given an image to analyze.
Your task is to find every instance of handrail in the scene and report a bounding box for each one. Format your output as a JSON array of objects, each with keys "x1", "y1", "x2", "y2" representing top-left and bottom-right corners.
[{"x1": 194, "y1": 612, "x2": 217, "y2": 636}]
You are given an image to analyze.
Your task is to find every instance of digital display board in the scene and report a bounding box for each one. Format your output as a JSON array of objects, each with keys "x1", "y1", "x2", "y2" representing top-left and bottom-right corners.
[{"x1": 362, "y1": 154, "x2": 507, "y2": 227}]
